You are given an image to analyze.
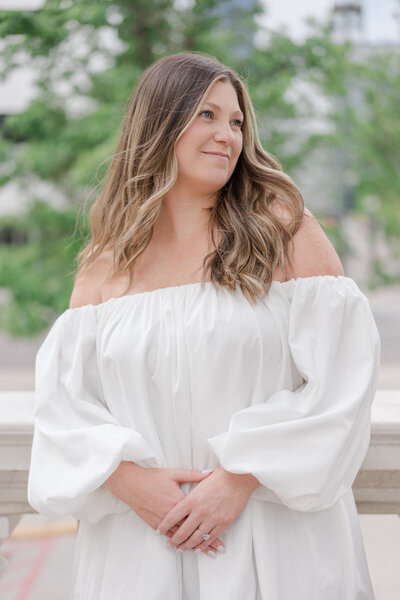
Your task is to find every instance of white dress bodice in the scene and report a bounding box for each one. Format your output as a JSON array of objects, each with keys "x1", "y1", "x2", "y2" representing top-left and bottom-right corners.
[{"x1": 28, "y1": 276, "x2": 380, "y2": 599}]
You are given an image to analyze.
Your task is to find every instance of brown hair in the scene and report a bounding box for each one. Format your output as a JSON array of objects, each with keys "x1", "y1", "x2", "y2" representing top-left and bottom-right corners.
[{"x1": 75, "y1": 52, "x2": 304, "y2": 303}]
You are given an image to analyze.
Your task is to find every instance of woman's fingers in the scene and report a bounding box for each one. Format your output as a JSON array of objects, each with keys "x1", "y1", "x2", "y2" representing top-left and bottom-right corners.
[
  {"x1": 168, "y1": 527, "x2": 225, "y2": 555},
  {"x1": 157, "y1": 518, "x2": 185, "y2": 538},
  {"x1": 205, "y1": 537, "x2": 225, "y2": 554},
  {"x1": 162, "y1": 521, "x2": 226, "y2": 555},
  {"x1": 194, "y1": 525, "x2": 225, "y2": 552},
  {"x1": 130, "y1": 470, "x2": 226, "y2": 556},
  {"x1": 164, "y1": 513, "x2": 226, "y2": 553},
  {"x1": 157, "y1": 499, "x2": 190, "y2": 535},
  {"x1": 175, "y1": 523, "x2": 220, "y2": 551},
  {"x1": 165, "y1": 513, "x2": 200, "y2": 547},
  {"x1": 172, "y1": 469, "x2": 213, "y2": 483}
]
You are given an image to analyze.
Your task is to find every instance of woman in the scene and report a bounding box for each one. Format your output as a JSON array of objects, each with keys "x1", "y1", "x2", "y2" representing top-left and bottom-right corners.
[{"x1": 28, "y1": 52, "x2": 380, "y2": 599}]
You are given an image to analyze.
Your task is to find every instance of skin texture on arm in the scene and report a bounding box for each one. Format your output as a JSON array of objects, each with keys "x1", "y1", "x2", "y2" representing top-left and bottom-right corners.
[
  {"x1": 156, "y1": 206, "x2": 345, "y2": 553},
  {"x1": 103, "y1": 462, "x2": 225, "y2": 553},
  {"x1": 69, "y1": 252, "x2": 112, "y2": 309},
  {"x1": 270, "y1": 201, "x2": 344, "y2": 280}
]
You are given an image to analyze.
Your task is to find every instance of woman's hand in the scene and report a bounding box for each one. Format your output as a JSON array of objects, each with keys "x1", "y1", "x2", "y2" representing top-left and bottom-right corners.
[
  {"x1": 156, "y1": 466, "x2": 260, "y2": 553},
  {"x1": 102, "y1": 461, "x2": 226, "y2": 555}
]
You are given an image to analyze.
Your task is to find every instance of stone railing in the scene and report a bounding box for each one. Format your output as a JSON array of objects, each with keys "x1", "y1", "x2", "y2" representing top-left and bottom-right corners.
[
  {"x1": 1, "y1": 389, "x2": 399, "y2": 574},
  {"x1": 353, "y1": 389, "x2": 400, "y2": 514}
]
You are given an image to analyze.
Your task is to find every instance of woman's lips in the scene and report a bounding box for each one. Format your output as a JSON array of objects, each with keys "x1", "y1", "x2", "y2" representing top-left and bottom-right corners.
[{"x1": 202, "y1": 152, "x2": 229, "y2": 160}]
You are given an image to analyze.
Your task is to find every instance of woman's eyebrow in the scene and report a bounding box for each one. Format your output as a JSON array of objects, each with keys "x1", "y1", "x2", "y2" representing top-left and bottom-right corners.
[{"x1": 202, "y1": 101, "x2": 244, "y2": 118}]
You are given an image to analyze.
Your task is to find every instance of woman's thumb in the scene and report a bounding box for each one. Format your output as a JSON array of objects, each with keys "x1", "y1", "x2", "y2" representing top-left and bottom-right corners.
[
  {"x1": 201, "y1": 469, "x2": 213, "y2": 475},
  {"x1": 174, "y1": 469, "x2": 213, "y2": 482}
]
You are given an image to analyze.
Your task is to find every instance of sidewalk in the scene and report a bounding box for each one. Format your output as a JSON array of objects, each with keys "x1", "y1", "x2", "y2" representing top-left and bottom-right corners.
[
  {"x1": 0, "y1": 515, "x2": 76, "y2": 600},
  {"x1": 0, "y1": 512, "x2": 400, "y2": 599}
]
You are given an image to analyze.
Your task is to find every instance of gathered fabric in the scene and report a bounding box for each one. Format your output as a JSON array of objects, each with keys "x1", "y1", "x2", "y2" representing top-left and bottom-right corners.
[{"x1": 28, "y1": 276, "x2": 380, "y2": 599}]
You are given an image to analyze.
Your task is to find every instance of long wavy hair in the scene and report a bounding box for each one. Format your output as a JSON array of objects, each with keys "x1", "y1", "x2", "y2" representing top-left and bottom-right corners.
[{"x1": 75, "y1": 52, "x2": 305, "y2": 304}]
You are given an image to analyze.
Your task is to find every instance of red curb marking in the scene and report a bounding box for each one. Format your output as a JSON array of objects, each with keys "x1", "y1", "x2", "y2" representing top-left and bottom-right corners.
[
  {"x1": 17, "y1": 537, "x2": 54, "y2": 600},
  {"x1": 0, "y1": 537, "x2": 54, "y2": 600}
]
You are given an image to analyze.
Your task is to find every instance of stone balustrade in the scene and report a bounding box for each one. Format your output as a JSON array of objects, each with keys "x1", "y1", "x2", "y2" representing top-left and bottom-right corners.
[{"x1": 0, "y1": 389, "x2": 399, "y2": 575}]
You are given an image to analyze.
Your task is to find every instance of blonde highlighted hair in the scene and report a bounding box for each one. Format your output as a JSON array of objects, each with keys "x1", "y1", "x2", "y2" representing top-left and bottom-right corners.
[{"x1": 75, "y1": 52, "x2": 305, "y2": 303}]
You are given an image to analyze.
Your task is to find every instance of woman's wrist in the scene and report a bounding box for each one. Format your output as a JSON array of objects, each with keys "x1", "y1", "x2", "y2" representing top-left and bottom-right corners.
[
  {"x1": 102, "y1": 460, "x2": 142, "y2": 495},
  {"x1": 216, "y1": 466, "x2": 261, "y2": 494}
]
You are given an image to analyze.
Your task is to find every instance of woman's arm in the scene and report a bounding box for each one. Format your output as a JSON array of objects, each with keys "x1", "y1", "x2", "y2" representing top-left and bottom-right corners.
[
  {"x1": 69, "y1": 251, "x2": 112, "y2": 308},
  {"x1": 270, "y1": 201, "x2": 344, "y2": 280}
]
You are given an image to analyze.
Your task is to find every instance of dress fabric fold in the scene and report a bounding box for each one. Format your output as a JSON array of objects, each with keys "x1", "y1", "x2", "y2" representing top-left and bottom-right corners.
[{"x1": 27, "y1": 275, "x2": 380, "y2": 600}]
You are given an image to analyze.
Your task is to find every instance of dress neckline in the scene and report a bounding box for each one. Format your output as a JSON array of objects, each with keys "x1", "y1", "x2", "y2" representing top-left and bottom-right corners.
[
  {"x1": 65, "y1": 275, "x2": 349, "y2": 313},
  {"x1": 67, "y1": 280, "x2": 215, "y2": 312}
]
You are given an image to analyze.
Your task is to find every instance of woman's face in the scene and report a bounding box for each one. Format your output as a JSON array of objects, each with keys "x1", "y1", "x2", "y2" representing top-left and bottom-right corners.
[{"x1": 174, "y1": 80, "x2": 244, "y2": 195}]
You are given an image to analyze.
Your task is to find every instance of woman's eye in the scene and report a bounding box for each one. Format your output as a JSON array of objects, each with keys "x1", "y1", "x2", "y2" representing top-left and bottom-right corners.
[{"x1": 199, "y1": 111, "x2": 242, "y2": 128}]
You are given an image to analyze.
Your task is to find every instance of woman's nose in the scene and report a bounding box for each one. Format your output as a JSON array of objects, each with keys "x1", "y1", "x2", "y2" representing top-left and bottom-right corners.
[{"x1": 213, "y1": 121, "x2": 234, "y2": 144}]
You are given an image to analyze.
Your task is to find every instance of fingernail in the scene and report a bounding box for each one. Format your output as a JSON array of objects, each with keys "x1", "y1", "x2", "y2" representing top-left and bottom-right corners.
[
  {"x1": 216, "y1": 545, "x2": 226, "y2": 553},
  {"x1": 201, "y1": 469, "x2": 213, "y2": 474},
  {"x1": 194, "y1": 548, "x2": 202, "y2": 554},
  {"x1": 207, "y1": 550, "x2": 216, "y2": 558},
  {"x1": 156, "y1": 529, "x2": 161, "y2": 535},
  {"x1": 176, "y1": 548, "x2": 183, "y2": 554}
]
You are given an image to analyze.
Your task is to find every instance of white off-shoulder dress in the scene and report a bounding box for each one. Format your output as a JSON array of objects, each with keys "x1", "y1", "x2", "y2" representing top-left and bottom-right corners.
[{"x1": 28, "y1": 275, "x2": 380, "y2": 600}]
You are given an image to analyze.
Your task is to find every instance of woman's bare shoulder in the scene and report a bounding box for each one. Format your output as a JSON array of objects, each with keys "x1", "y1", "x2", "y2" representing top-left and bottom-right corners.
[
  {"x1": 269, "y1": 200, "x2": 344, "y2": 280},
  {"x1": 69, "y1": 250, "x2": 114, "y2": 309}
]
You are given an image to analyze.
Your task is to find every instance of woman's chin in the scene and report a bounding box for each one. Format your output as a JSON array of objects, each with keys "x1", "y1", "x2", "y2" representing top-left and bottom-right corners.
[
  {"x1": 204, "y1": 173, "x2": 230, "y2": 190},
  {"x1": 175, "y1": 171, "x2": 230, "y2": 196}
]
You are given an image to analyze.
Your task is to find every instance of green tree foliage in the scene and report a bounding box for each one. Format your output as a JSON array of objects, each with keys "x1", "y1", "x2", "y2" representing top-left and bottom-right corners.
[
  {"x1": 0, "y1": 0, "x2": 268, "y2": 336},
  {"x1": 342, "y1": 51, "x2": 400, "y2": 238},
  {"x1": 0, "y1": 201, "x2": 89, "y2": 336},
  {"x1": 0, "y1": 2, "x2": 399, "y2": 336}
]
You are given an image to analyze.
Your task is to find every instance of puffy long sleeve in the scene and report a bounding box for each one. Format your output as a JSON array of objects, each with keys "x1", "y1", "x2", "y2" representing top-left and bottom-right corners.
[
  {"x1": 27, "y1": 305, "x2": 159, "y2": 524},
  {"x1": 207, "y1": 276, "x2": 381, "y2": 512}
]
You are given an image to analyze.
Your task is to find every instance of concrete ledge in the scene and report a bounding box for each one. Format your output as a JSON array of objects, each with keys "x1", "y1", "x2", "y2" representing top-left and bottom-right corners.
[
  {"x1": 353, "y1": 390, "x2": 400, "y2": 514},
  {"x1": 0, "y1": 389, "x2": 399, "y2": 517}
]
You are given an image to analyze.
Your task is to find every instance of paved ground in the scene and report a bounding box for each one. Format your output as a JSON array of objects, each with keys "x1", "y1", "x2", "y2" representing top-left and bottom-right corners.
[
  {"x1": 0, "y1": 512, "x2": 400, "y2": 599},
  {"x1": 0, "y1": 531, "x2": 76, "y2": 600}
]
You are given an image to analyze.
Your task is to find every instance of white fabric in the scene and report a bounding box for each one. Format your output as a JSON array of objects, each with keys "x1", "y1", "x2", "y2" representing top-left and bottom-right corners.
[{"x1": 27, "y1": 275, "x2": 380, "y2": 600}]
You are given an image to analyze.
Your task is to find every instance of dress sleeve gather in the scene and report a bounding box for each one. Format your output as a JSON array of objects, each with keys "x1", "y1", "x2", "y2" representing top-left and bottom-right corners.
[
  {"x1": 27, "y1": 305, "x2": 158, "y2": 524},
  {"x1": 206, "y1": 275, "x2": 381, "y2": 512}
]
